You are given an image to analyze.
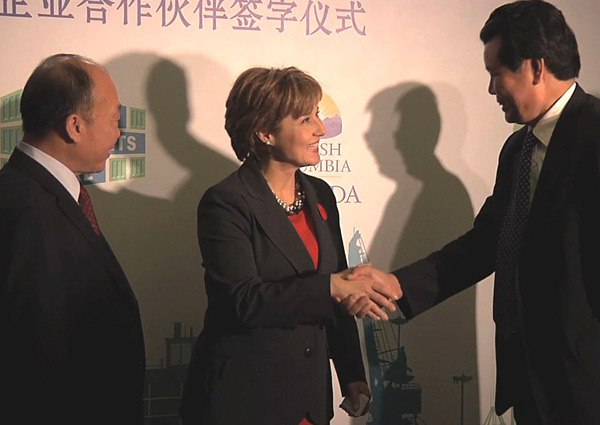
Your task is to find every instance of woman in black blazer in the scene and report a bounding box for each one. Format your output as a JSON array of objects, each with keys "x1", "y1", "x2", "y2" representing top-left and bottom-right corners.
[{"x1": 180, "y1": 67, "x2": 399, "y2": 425}]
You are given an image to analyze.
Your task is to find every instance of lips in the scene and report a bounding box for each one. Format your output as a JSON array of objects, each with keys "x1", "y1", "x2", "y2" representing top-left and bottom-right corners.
[{"x1": 497, "y1": 97, "x2": 510, "y2": 110}]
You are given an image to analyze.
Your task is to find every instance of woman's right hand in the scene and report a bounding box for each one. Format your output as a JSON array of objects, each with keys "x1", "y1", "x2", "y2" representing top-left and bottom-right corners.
[{"x1": 330, "y1": 267, "x2": 401, "y2": 320}]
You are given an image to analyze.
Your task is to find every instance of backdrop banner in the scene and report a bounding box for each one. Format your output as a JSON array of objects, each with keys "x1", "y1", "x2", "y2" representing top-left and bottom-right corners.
[{"x1": 2, "y1": 1, "x2": 599, "y2": 424}]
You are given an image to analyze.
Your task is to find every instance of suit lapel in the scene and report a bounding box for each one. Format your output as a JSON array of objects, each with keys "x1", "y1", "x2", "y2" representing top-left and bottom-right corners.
[
  {"x1": 299, "y1": 173, "x2": 338, "y2": 274},
  {"x1": 8, "y1": 150, "x2": 137, "y2": 306},
  {"x1": 529, "y1": 85, "x2": 588, "y2": 225},
  {"x1": 238, "y1": 159, "x2": 316, "y2": 274},
  {"x1": 54, "y1": 192, "x2": 136, "y2": 300},
  {"x1": 10, "y1": 149, "x2": 100, "y2": 246}
]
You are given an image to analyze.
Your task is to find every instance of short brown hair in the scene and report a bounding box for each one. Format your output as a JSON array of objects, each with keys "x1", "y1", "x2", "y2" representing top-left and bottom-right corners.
[{"x1": 225, "y1": 67, "x2": 322, "y2": 162}]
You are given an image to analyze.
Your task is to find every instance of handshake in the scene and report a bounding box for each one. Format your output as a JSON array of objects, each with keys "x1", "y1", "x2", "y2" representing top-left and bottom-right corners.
[{"x1": 330, "y1": 264, "x2": 403, "y2": 321}]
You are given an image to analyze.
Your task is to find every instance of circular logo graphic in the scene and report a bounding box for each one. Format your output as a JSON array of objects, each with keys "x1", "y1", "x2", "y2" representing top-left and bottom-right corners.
[{"x1": 319, "y1": 93, "x2": 342, "y2": 139}]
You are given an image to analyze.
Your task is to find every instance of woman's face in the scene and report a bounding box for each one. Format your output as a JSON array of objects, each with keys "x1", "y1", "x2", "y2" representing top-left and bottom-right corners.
[{"x1": 262, "y1": 103, "x2": 326, "y2": 169}]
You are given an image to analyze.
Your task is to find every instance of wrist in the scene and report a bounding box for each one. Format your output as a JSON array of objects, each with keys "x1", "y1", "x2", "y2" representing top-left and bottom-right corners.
[{"x1": 330, "y1": 273, "x2": 343, "y2": 300}]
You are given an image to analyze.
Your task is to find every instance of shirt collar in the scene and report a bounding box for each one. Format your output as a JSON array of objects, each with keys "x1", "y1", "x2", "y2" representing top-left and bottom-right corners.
[
  {"x1": 17, "y1": 141, "x2": 81, "y2": 202},
  {"x1": 531, "y1": 82, "x2": 577, "y2": 147}
]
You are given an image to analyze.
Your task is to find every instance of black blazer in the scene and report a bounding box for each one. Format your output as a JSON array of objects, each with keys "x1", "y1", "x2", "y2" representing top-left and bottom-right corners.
[
  {"x1": 181, "y1": 158, "x2": 366, "y2": 425},
  {"x1": 0, "y1": 149, "x2": 145, "y2": 425},
  {"x1": 395, "y1": 85, "x2": 600, "y2": 424}
]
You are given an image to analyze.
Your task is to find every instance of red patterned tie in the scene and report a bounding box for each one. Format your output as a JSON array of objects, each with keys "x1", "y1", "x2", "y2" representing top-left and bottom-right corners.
[{"x1": 78, "y1": 184, "x2": 102, "y2": 236}]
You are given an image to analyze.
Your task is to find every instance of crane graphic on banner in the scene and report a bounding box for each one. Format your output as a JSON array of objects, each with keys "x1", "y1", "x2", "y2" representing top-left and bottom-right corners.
[{"x1": 348, "y1": 228, "x2": 423, "y2": 425}]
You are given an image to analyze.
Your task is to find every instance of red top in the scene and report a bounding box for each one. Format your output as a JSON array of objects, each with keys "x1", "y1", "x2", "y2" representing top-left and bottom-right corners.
[{"x1": 288, "y1": 208, "x2": 320, "y2": 269}]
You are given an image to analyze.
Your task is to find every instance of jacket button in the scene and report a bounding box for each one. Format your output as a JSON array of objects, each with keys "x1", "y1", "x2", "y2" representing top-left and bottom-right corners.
[{"x1": 304, "y1": 348, "x2": 313, "y2": 358}]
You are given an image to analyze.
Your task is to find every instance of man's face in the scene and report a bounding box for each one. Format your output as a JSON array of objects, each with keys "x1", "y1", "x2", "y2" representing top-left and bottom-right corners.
[
  {"x1": 79, "y1": 66, "x2": 121, "y2": 173},
  {"x1": 484, "y1": 36, "x2": 539, "y2": 125}
]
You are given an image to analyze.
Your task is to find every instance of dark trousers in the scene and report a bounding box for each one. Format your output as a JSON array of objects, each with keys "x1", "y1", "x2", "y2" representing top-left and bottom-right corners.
[
  {"x1": 507, "y1": 334, "x2": 544, "y2": 425},
  {"x1": 513, "y1": 382, "x2": 543, "y2": 425}
]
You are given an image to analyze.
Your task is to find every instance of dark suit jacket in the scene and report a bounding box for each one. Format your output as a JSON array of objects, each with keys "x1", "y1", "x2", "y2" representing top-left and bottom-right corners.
[
  {"x1": 181, "y1": 158, "x2": 366, "y2": 425},
  {"x1": 0, "y1": 149, "x2": 146, "y2": 425},
  {"x1": 395, "y1": 85, "x2": 600, "y2": 424}
]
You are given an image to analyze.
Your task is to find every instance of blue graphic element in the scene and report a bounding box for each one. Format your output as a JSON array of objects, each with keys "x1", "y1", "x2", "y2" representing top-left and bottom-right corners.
[
  {"x1": 119, "y1": 105, "x2": 127, "y2": 129},
  {"x1": 144, "y1": 322, "x2": 194, "y2": 423},
  {"x1": 113, "y1": 132, "x2": 146, "y2": 154},
  {"x1": 347, "y1": 228, "x2": 423, "y2": 425},
  {"x1": 348, "y1": 228, "x2": 369, "y2": 267},
  {"x1": 0, "y1": 91, "x2": 147, "y2": 184},
  {"x1": 80, "y1": 169, "x2": 106, "y2": 185}
]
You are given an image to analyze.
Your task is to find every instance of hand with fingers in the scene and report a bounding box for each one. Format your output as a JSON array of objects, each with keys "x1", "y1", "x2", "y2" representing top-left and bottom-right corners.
[
  {"x1": 338, "y1": 264, "x2": 403, "y2": 320},
  {"x1": 330, "y1": 265, "x2": 402, "y2": 320}
]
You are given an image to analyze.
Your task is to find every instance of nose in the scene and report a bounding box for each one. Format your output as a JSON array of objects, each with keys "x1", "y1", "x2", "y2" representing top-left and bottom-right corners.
[
  {"x1": 315, "y1": 116, "x2": 326, "y2": 137},
  {"x1": 113, "y1": 127, "x2": 121, "y2": 144},
  {"x1": 488, "y1": 77, "x2": 496, "y2": 95}
]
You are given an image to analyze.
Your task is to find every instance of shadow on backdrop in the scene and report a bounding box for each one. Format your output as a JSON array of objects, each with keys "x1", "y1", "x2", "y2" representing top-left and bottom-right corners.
[
  {"x1": 362, "y1": 83, "x2": 479, "y2": 425},
  {"x1": 91, "y1": 53, "x2": 237, "y2": 423}
]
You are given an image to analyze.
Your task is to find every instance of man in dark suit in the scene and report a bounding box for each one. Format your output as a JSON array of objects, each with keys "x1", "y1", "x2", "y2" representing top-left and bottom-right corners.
[
  {"x1": 0, "y1": 54, "x2": 145, "y2": 424},
  {"x1": 347, "y1": 1, "x2": 600, "y2": 424}
]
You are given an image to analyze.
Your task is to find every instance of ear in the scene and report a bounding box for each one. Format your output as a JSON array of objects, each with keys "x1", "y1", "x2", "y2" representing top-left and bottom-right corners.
[
  {"x1": 531, "y1": 58, "x2": 544, "y2": 85},
  {"x1": 65, "y1": 113, "x2": 85, "y2": 143},
  {"x1": 256, "y1": 130, "x2": 273, "y2": 146}
]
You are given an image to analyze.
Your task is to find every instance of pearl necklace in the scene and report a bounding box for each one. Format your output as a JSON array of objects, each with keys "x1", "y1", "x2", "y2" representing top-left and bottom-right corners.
[{"x1": 272, "y1": 178, "x2": 305, "y2": 215}]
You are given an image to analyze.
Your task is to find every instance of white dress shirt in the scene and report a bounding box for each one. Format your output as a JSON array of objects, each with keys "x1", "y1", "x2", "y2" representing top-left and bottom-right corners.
[
  {"x1": 17, "y1": 141, "x2": 81, "y2": 202},
  {"x1": 528, "y1": 82, "x2": 577, "y2": 200}
]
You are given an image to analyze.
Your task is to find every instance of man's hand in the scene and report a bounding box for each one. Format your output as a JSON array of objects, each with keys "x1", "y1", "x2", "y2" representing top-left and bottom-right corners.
[{"x1": 348, "y1": 264, "x2": 402, "y2": 296}]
